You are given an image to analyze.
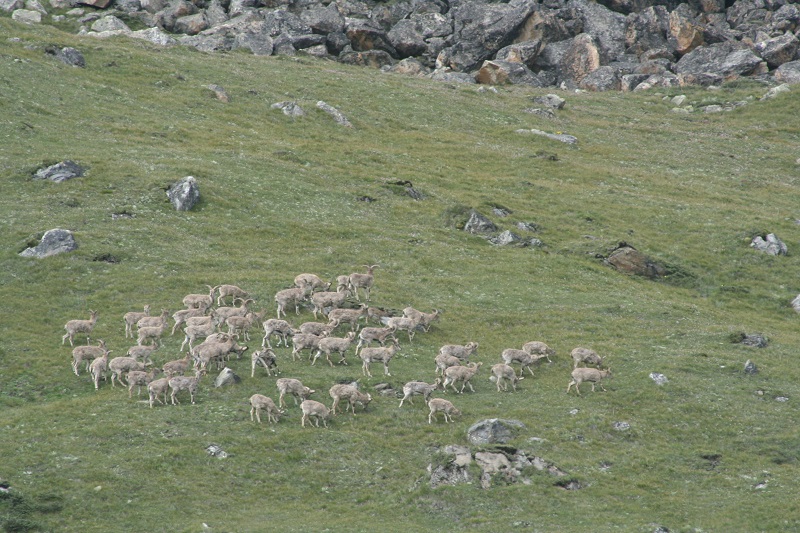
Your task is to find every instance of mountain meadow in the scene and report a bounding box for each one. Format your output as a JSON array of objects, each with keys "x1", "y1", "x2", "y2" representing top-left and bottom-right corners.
[{"x1": 2, "y1": 17, "x2": 800, "y2": 533}]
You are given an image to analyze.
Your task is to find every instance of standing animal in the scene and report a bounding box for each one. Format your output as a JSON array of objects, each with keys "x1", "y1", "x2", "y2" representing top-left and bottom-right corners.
[
  {"x1": 402, "y1": 307, "x2": 441, "y2": 332},
  {"x1": 123, "y1": 305, "x2": 151, "y2": 339},
  {"x1": 136, "y1": 308, "x2": 170, "y2": 330},
  {"x1": 108, "y1": 356, "x2": 147, "y2": 387},
  {"x1": 383, "y1": 316, "x2": 418, "y2": 342},
  {"x1": 171, "y1": 307, "x2": 208, "y2": 335},
  {"x1": 162, "y1": 354, "x2": 193, "y2": 378},
  {"x1": 355, "y1": 325, "x2": 396, "y2": 354},
  {"x1": 294, "y1": 273, "x2": 331, "y2": 292},
  {"x1": 442, "y1": 362, "x2": 483, "y2": 394},
  {"x1": 438, "y1": 342, "x2": 479, "y2": 362},
  {"x1": 567, "y1": 368, "x2": 612, "y2": 395},
  {"x1": 168, "y1": 369, "x2": 205, "y2": 405},
  {"x1": 251, "y1": 348, "x2": 279, "y2": 377},
  {"x1": 275, "y1": 285, "x2": 312, "y2": 318},
  {"x1": 522, "y1": 341, "x2": 555, "y2": 363},
  {"x1": 335, "y1": 275, "x2": 350, "y2": 295},
  {"x1": 300, "y1": 400, "x2": 331, "y2": 427},
  {"x1": 126, "y1": 368, "x2": 162, "y2": 398},
  {"x1": 250, "y1": 394, "x2": 284, "y2": 424},
  {"x1": 71, "y1": 340, "x2": 107, "y2": 376},
  {"x1": 434, "y1": 353, "x2": 462, "y2": 376},
  {"x1": 181, "y1": 320, "x2": 217, "y2": 352},
  {"x1": 348, "y1": 265, "x2": 379, "y2": 301},
  {"x1": 500, "y1": 349, "x2": 537, "y2": 378},
  {"x1": 62, "y1": 310, "x2": 98, "y2": 346},
  {"x1": 262, "y1": 318, "x2": 295, "y2": 348},
  {"x1": 291, "y1": 333, "x2": 326, "y2": 362},
  {"x1": 314, "y1": 332, "x2": 357, "y2": 367},
  {"x1": 182, "y1": 286, "x2": 215, "y2": 309},
  {"x1": 359, "y1": 339, "x2": 401, "y2": 377},
  {"x1": 491, "y1": 363, "x2": 522, "y2": 392},
  {"x1": 428, "y1": 398, "x2": 461, "y2": 424},
  {"x1": 327, "y1": 305, "x2": 368, "y2": 332},
  {"x1": 398, "y1": 379, "x2": 441, "y2": 407},
  {"x1": 310, "y1": 291, "x2": 347, "y2": 320},
  {"x1": 329, "y1": 384, "x2": 372, "y2": 415},
  {"x1": 126, "y1": 344, "x2": 158, "y2": 365},
  {"x1": 215, "y1": 284, "x2": 248, "y2": 306},
  {"x1": 298, "y1": 321, "x2": 337, "y2": 337},
  {"x1": 212, "y1": 298, "x2": 254, "y2": 325},
  {"x1": 276, "y1": 378, "x2": 315, "y2": 408},
  {"x1": 88, "y1": 349, "x2": 109, "y2": 390},
  {"x1": 136, "y1": 323, "x2": 168, "y2": 347},
  {"x1": 192, "y1": 334, "x2": 248, "y2": 370},
  {"x1": 148, "y1": 377, "x2": 171, "y2": 408},
  {"x1": 571, "y1": 347, "x2": 603, "y2": 369},
  {"x1": 226, "y1": 310, "x2": 266, "y2": 341}
]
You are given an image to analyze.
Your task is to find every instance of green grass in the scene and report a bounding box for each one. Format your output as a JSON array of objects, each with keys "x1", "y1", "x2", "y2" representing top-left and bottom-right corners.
[{"x1": 2, "y1": 18, "x2": 800, "y2": 532}]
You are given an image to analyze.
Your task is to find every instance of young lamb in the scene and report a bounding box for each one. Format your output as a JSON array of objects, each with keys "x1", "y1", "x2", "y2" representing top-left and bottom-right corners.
[
  {"x1": 126, "y1": 368, "x2": 162, "y2": 398},
  {"x1": 276, "y1": 378, "x2": 315, "y2": 408},
  {"x1": 162, "y1": 353, "x2": 193, "y2": 378},
  {"x1": 183, "y1": 285, "x2": 215, "y2": 309},
  {"x1": 148, "y1": 377, "x2": 171, "y2": 408},
  {"x1": 298, "y1": 320, "x2": 336, "y2": 338},
  {"x1": 181, "y1": 320, "x2": 217, "y2": 352},
  {"x1": 126, "y1": 344, "x2": 157, "y2": 366},
  {"x1": 500, "y1": 348, "x2": 537, "y2": 378},
  {"x1": 359, "y1": 339, "x2": 401, "y2": 377},
  {"x1": 212, "y1": 298, "x2": 254, "y2": 324},
  {"x1": 434, "y1": 353, "x2": 462, "y2": 376},
  {"x1": 62, "y1": 310, "x2": 98, "y2": 346},
  {"x1": 300, "y1": 399, "x2": 331, "y2": 428},
  {"x1": 355, "y1": 325, "x2": 396, "y2": 355},
  {"x1": 123, "y1": 305, "x2": 151, "y2": 339},
  {"x1": 170, "y1": 307, "x2": 208, "y2": 336},
  {"x1": 310, "y1": 290, "x2": 347, "y2": 320},
  {"x1": 226, "y1": 310, "x2": 265, "y2": 341},
  {"x1": 108, "y1": 356, "x2": 147, "y2": 387},
  {"x1": 88, "y1": 349, "x2": 109, "y2": 390},
  {"x1": 438, "y1": 342, "x2": 479, "y2": 362},
  {"x1": 249, "y1": 394, "x2": 284, "y2": 424},
  {"x1": 291, "y1": 333, "x2": 326, "y2": 362},
  {"x1": 428, "y1": 398, "x2": 461, "y2": 424},
  {"x1": 490, "y1": 363, "x2": 522, "y2": 392},
  {"x1": 136, "y1": 323, "x2": 168, "y2": 347},
  {"x1": 522, "y1": 341, "x2": 555, "y2": 364},
  {"x1": 251, "y1": 348, "x2": 279, "y2": 377},
  {"x1": 275, "y1": 285, "x2": 311, "y2": 318},
  {"x1": 327, "y1": 305, "x2": 368, "y2": 332},
  {"x1": 571, "y1": 347, "x2": 604, "y2": 369},
  {"x1": 136, "y1": 308, "x2": 170, "y2": 330},
  {"x1": 383, "y1": 316, "x2": 418, "y2": 342},
  {"x1": 398, "y1": 378, "x2": 441, "y2": 407},
  {"x1": 567, "y1": 367, "x2": 612, "y2": 395},
  {"x1": 347, "y1": 265, "x2": 379, "y2": 302},
  {"x1": 262, "y1": 318, "x2": 296, "y2": 348},
  {"x1": 313, "y1": 331, "x2": 357, "y2": 367},
  {"x1": 443, "y1": 362, "x2": 483, "y2": 394},
  {"x1": 215, "y1": 284, "x2": 248, "y2": 306},
  {"x1": 169, "y1": 369, "x2": 205, "y2": 405},
  {"x1": 71, "y1": 340, "x2": 107, "y2": 376},
  {"x1": 294, "y1": 273, "x2": 331, "y2": 293},
  {"x1": 329, "y1": 383, "x2": 372, "y2": 415},
  {"x1": 402, "y1": 307, "x2": 441, "y2": 332}
]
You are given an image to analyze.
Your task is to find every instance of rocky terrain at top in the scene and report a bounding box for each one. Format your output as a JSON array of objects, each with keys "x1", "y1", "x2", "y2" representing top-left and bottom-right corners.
[{"x1": 5, "y1": 0, "x2": 800, "y2": 90}]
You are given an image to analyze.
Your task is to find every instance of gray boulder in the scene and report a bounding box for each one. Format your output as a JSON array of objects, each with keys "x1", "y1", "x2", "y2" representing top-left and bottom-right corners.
[
  {"x1": 33, "y1": 160, "x2": 85, "y2": 182},
  {"x1": 19, "y1": 228, "x2": 77, "y2": 258},
  {"x1": 464, "y1": 210, "x2": 497, "y2": 234},
  {"x1": 12, "y1": 8, "x2": 41, "y2": 23},
  {"x1": 490, "y1": 230, "x2": 524, "y2": 246},
  {"x1": 345, "y1": 17, "x2": 396, "y2": 56},
  {"x1": 624, "y1": 6, "x2": 671, "y2": 57},
  {"x1": 754, "y1": 33, "x2": 799, "y2": 69},
  {"x1": 675, "y1": 42, "x2": 763, "y2": 85},
  {"x1": 316, "y1": 100, "x2": 352, "y2": 127},
  {"x1": 388, "y1": 13, "x2": 451, "y2": 58},
  {"x1": 744, "y1": 359, "x2": 758, "y2": 375},
  {"x1": 649, "y1": 372, "x2": 668, "y2": 385},
  {"x1": 579, "y1": 65, "x2": 621, "y2": 91},
  {"x1": 429, "y1": 68, "x2": 477, "y2": 83},
  {"x1": 495, "y1": 40, "x2": 543, "y2": 69},
  {"x1": 300, "y1": 3, "x2": 345, "y2": 34},
  {"x1": 271, "y1": 101, "x2": 305, "y2": 117},
  {"x1": 571, "y1": 0, "x2": 627, "y2": 63},
  {"x1": 560, "y1": 33, "x2": 602, "y2": 85},
  {"x1": 467, "y1": 418, "x2": 526, "y2": 445},
  {"x1": 46, "y1": 46, "x2": 85, "y2": 67},
  {"x1": 532, "y1": 93, "x2": 565, "y2": 109},
  {"x1": 750, "y1": 233, "x2": 787, "y2": 255},
  {"x1": 167, "y1": 176, "x2": 200, "y2": 211},
  {"x1": 475, "y1": 60, "x2": 544, "y2": 86},
  {"x1": 606, "y1": 243, "x2": 666, "y2": 278},
  {"x1": 91, "y1": 15, "x2": 130, "y2": 33},
  {"x1": 0, "y1": 0, "x2": 24, "y2": 12},
  {"x1": 774, "y1": 60, "x2": 800, "y2": 84},
  {"x1": 214, "y1": 367, "x2": 241, "y2": 387},
  {"x1": 516, "y1": 128, "x2": 577, "y2": 145}
]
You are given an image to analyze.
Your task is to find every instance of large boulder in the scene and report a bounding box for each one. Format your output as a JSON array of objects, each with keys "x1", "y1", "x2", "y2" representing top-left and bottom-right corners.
[
  {"x1": 33, "y1": 160, "x2": 85, "y2": 182},
  {"x1": 572, "y1": 0, "x2": 627, "y2": 63},
  {"x1": 464, "y1": 210, "x2": 498, "y2": 235},
  {"x1": 167, "y1": 176, "x2": 200, "y2": 211},
  {"x1": 560, "y1": 33, "x2": 601, "y2": 85},
  {"x1": 774, "y1": 60, "x2": 800, "y2": 84},
  {"x1": 300, "y1": 3, "x2": 345, "y2": 34},
  {"x1": 675, "y1": 41, "x2": 763, "y2": 84},
  {"x1": 475, "y1": 59, "x2": 544, "y2": 86},
  {"x1": 625, "y1": 6, "x2": 670, "y2": 57},
  {"x1": 495, "y1": 39, "x2": 542, "y2": 69},
  {"x1": 754, "y1": 33, "x2": 799, "y2": 69},
  {"x1": 467, "y1": 418, "x2": 526, "y2": 445},
  {"x1": 19, "y1": 229, "x2": 77, "y2": 258},
  {"x1": 750, "y1": 233, "x2": 787, "y2": 255},
  {"x1": 606, "y1": 243, "x2": 666, "y2": 278},
  {"x1": 579, "y1": 65, "x2": 621, "y2": 91},
  {"x1": 668, "y1": 5, "x2": 705, "y2": 56}
]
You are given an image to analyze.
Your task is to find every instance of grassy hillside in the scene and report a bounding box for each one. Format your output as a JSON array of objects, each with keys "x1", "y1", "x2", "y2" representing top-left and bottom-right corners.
[{"x1": 2, "y1": 18, "x2": 800, "y2": 532}]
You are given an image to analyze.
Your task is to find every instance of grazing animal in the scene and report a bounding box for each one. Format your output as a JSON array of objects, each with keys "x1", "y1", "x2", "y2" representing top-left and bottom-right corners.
[
  {"x1": 262, "y1": 318, "x2": 295, "y2": 348},
  {"x1": 171, "y1": 306, "x2": 208, "y2": 336},
  {"x1": 438, "y1": 342, "x2": 479, "y2": 362},
  {"x1": 276, "y1": 378, "x2": 315, "y2": 408},
  {"x1": 251, "y1": 348, "x2": 279, "y2": 377},
  {"x1": 310, "y1": 290, "x2": 347, "y2": 320},
  {"x1": 428, "y1": 398, "x2": 461, "y2": 424},
  {"x1": 434, "y1": 353, "x2": 462, "y2": 376},
  {"x1": 355, "y1": 325, "x2": 396, "y2": 355},
  {"x1": 71, "y1": 340, "x2": 107, "y2": 376},
  {"x1": 181, "y1": 320, "x2": 216, "y2": 352},
  {"x1": 108, "y1": 356, "x2": 147, "y2": 387},
  {"x1": 212, "y1": 298, "x2": 254, "y2": 325},
  {"x1": 398, "y1": 379, "x2": 441, "y2": 407},
  {"x1": 126, "y1": 344, "x2": 158, "y2": 365},
  {"x1": 88, "y1": 349, "x2": 109, "y2": 390},
  {"x1": 162, "y1": 353, "x2": 193, "y2": 378},
  {"x1": 226, "y1": 310, "x2": 266, "y2": 342},
  {"x1": 192, "y1": 334, "x2": 248, "y2": 371},
  {"x1": 500, "y1": 348, "x2": 537, "y2": 378},
  {"x1": 250, "y1": 394, "x2": 283, "y2": 424},
  {"x1": 571, "y1": 347, "x2": 603, "y2": 369},
  {"x1": 327, "y1": 305, "x2": 368, "y2": 332},
  {"x1": 567, "y1": 368, "x2": 612, "y2": 395},
  {"x1": 124, "y1": 305, "x2": 151, "y2": 339},
  {"x1": 383, "y1": 316, "x2": 418, "y2": 342},
  {"x1": 300, "y1": 400, "x2": 331, "y2": 427},
  {"x1": 62, "y1": 310, "x2": 98, "y2": 346},
  {"x1": 348, "y1": 265, "x2": 379, "y2": 301},
  {"x1": 329, "y1": 384, "x2": 372, "y2": 415},
  {"x1": 522, "y1": 341, "x2": 555, "y2": 363},
  {"x1": 126, "y1": 368, "x2": 162, "y2": 398},
  {"x1": 491, "y1": 363, "x2": 522, "y2": 392},
  {"x1": 335, "y1": 275, "x2": 350, "y2": 296},
  {"x1": 169, "y1": 369, "x2": 205, "y2": 405},
  {"x1": 294, "y1": 273, "x2": 331, "y2": 292}
]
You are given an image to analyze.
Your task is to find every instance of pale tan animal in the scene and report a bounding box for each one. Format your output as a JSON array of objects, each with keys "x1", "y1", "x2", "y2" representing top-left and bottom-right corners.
[
  {"x1": 567, "y1": 367, "x2": 612, "y2": 395},
  {"x1": 443, "y1": 362, "x2": 482, "y2": 393},
  {"x1": 327, "y1": 305, "x2": 368, "y2": 332},
  {"x1": 428, "y1": 398, "x2": 461, "y2": 424},
  {"x1": 136, "y1": 308, "x2": 170, "y2": 330},
  {"x1": 571, "y1": 347, "x2": 603, "y2": 369},
  {"x1": 522, "y1": 341, "x2": 555, "y2": 363},
  {"x1": 108, "y1": 356, "x2": 147, "y2": 387},
  {"x1": 402, "y1": 307, "x2": 441, "y2": 332},
  {"x1": 182, "y1": 285, "x2": 215, "y2": 309},
  {"x1": 329, "y1": 384, "x2": 372, "y2": 415},
  {"x1": 124, "y1": 305, "x2": 151, "y2": 339},
  {"x1": 314, "y1": 332, "x2": 357, "y2": 367},
  {"x1": 348, "y1": 265, "x2": 379, "y2": 301},
  {"x1": 300, "y1": 399, "x2": 331, "y2": 427},
  {"x1": 251, "y1": 348, "x2": 279, "y2": 378},
  {"x1": 275, "y1": 286, "x2": 311, "y2": 318},
  {"x1": 276, "y1": 378, "x2": 315, "y2": 408},
  {"x1": 491, "y1": 363, "x2": 522, "y2": 392},
  {"x1": 171, "y1": 306, "x2": 208, "y2": 335},
  {"x1": 355, "y1": 325, "x2": 396, "y2": 354},
  {"x1": 62, "y1": 310, "x2": 98, "y2": 346},
  {"x1": 310, "y1": 290, "x2": 347, "y2": 320},
  {"x1": 148, "y1": 377, "x2": 171, "y2": 408},
  {"x1": 126, "y1": 368, "x2": 162, "y2": 398},
  {"x1": 434, "y1": 353, "x2": 462, "y2": 376},
  {"x1": 294, "y1": 273, "x2": 331, "y2": 292},
  {"x1": 438, "y1": 342, "x2": 478, "y2": 362},
  {"x1": 162, "y1": 354, "x2": 193, "y2": 378},
  {"x1": 500, "y1": 348, "x2": 537, "y2": 378},
  {"x1": 216, "y1": 284, "x2": 249, "y2": 306},
  {"x1": 168, "y1": 369, "x2": 205, "y2": 405},
  {"x1": 359, "y1": 339, "x2": 400, "y2": 377},
  {"x1": 71, "y1": 340, "x2": 107, "y2": 376},
  {"x1": 250, "y1": 394, "x2": 283, "y2": 424},
  {"x1": 88, "y1": 349, "x2": 109, "y2": 390},
  {"x1": 262, "y1": 318, "x2": 295, "y2": 348},
  {"x1": 398, "y1": 379, "x2": 441, "y2": 407}
]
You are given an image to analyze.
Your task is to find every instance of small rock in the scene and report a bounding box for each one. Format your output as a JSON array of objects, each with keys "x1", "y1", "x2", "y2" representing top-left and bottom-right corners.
[
  {"x1": 206, "y1": 84, "x2": 229, "y2": 102},
  {"x1": 271, "y1": 101, "x2": 304, "y2": 117},
  {"x1": 316, "y1": 101, "x2": 352, "y2": 127},
  {"x1": 33, "y1": 160, "x2": 85, "y2": 182},
  {"x1": 522, "y1": 107, "x2": 556, "y2": 119},
  {"x1": 490, "y1": 230, "x2": 522, "y2": 246},
  {"x1": 750, "y1": 233, "x2": 787, "y2": 256},
  {"x1": 206, "y1": 444, "x2": 228, "y2": 458},
  {"x1": 650, "y1": 372, "x2": 668, "y2": 385},
  {"x1": 761, "y1": 84, "x2": 790, "y2": 101},
  {"x1": 740, "y1": 334, "x2": 768, "y2": 348},
  {"x1": 19, "y1": 228, "x2": 77, "y2": 258},
  {"x1": 463, "y1": 210, "x2": 497, "y2": 235},
  {"x1": 531, "y1": 94, "x2": 565, "y2": 109},
  {"x1": 516, "y1": 128, "x2": 577, "y2": 145},
  {"x1": 516, "y1": 222, "x2": 539, "y2": 232},
  {"x1": 467, "y1": 418, "x2": 526, "y2": 445},
  {"x1": 214, "y1": 367, "x2": 240, "y2": 388},
  {"x1": 612, "y1": 421, "x2": 630, "y2": 431},
  {"x1": 569, "y1": 408, "x2": 579, "y2": 415},
  {"x1": 776, "y1": 396, "x2": 789, "y2": 402},
  {"x1": 703, "y1": 105, "x2": 723, "y2": 113},
  {"x1": 671, "y1": 94, "x2": 686, "y2": 106},
  {"x1": 167, "y1": 176, "x2": 200, "y2": 211},
  {"x1": 744, "y1": 360, "x2": 758, "y2": 375},
  {"x1": 12, "y1": 8, "x2": 42, "y2": 23}
]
